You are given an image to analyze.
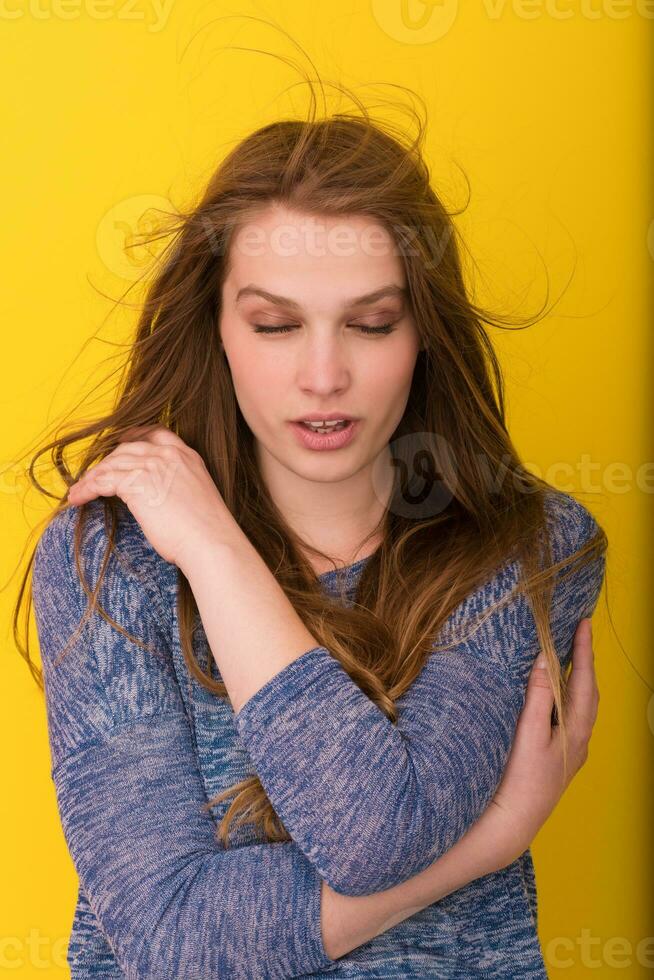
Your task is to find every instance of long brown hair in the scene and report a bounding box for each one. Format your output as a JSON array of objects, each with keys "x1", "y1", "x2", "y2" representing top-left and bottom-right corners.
[{"x1": 12, "y1": 75, "x2": 607, "y2": 848}]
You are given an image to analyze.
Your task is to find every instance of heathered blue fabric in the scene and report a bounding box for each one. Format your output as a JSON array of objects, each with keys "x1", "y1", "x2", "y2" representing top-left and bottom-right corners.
[{"x1": 31, "y1": 489, "x2": 606, "y2": 979}]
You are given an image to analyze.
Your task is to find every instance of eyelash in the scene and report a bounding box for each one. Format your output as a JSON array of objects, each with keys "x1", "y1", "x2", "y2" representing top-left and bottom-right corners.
[{"x1": 253, "y1": 323, "x2": 396, "y2": 336}]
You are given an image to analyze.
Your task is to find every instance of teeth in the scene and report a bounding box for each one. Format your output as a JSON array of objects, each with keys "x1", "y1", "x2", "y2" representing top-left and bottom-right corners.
[{"x1": 302, "y1": 419, "x2": 347, "y2": 428}]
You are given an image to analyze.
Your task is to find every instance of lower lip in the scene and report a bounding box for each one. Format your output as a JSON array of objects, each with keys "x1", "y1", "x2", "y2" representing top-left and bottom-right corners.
[{"x1": 288, "y1": 420, "x2": 359, "y2": 451}]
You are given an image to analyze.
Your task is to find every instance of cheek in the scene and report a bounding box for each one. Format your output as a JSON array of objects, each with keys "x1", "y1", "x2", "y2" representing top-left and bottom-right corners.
[
  {"x1": 360, "y1": 345, "x2": 417, "y2": 397},
  {"x1": 227, "y1": 344, "x2": 290, "y2": 421}
]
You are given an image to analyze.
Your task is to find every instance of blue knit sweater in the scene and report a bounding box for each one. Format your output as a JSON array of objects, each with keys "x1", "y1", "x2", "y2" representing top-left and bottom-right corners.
[{"x1": 31, "y1": 489, "x2": 605, "y2": 979}]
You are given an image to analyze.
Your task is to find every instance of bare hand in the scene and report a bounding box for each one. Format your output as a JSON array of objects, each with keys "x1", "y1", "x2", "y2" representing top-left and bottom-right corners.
[
  {"x1": 487, "y1": 618, "x2": 599, "y2": 865},
  {"x1": 65, "y1": 424, "x2": 235, "y2": 570}
]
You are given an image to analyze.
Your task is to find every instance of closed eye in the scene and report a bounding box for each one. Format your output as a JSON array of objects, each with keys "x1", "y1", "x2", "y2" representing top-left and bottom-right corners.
[{"x1": 252, "y1": 323, "x2": 396, "y2": 336}]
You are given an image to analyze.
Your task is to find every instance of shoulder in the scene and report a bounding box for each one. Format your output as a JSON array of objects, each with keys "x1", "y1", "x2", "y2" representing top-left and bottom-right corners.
[
  {"x1": 433, "y1": 488, "x2": 606, "y2": 668},
  {"x1": 540, "y1": 488, "x2": 604, "y2": 561},
  {"x1": 33, "y1": 499, "x2": 177, "y2": 634},
  {"x1": 459, "y1": 488, "x2": 603, "y2": 607}
]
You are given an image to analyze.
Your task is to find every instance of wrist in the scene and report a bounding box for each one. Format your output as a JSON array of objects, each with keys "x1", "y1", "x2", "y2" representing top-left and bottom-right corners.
[
  {"x1": 451, "y1": 803, "x2": 527, "y2": 877},
  {"x1": 406, "y1": 805, "x2": 524, "y2": 909},
  {"x1": 177, "y1": 514, "x2": 244, "y2": 579}
]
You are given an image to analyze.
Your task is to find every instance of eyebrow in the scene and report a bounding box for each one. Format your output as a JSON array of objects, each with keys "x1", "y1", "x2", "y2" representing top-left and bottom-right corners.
[{"x1": 235, "y1": 284, "x2": 408, "y2": 310}]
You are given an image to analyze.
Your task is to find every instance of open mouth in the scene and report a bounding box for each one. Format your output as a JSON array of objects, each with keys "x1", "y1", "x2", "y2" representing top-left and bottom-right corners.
[{"x1": 298, "y1": 420, "x2": 351, "y2": 434}]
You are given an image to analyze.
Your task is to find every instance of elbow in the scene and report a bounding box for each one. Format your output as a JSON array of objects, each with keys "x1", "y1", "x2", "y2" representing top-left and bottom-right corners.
[
  {"x1": 101, "y1": 878, "x2": 226, "y2": 979},
  {"x1": 313, "y1": 798, "x2": 443, "y2": 897},
  {"x1": 319, "y1": 860, "x2": 394, "y2": 898},
  {"x1": 125, "y1": 863, "x2": 284, "y2": 979}
]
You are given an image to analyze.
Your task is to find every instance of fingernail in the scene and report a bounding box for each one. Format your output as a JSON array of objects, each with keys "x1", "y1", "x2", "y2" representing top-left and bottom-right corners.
[{"x1": 534, "y1": 653, "x2": 547, "y2": 669}]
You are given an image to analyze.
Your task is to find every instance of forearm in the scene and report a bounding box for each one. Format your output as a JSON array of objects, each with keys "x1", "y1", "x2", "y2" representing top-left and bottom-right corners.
[
  {"x1": 321, "y1": 802, "x2": 515, "y2": 960},
  {"x1": 181, "y1": 527, "x2": 320, "y2": 713}
]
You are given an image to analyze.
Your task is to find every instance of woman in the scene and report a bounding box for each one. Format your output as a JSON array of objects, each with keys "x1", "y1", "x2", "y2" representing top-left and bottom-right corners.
[{"x1": 21, "y1": 100, "x2": 606, "y2": 978}]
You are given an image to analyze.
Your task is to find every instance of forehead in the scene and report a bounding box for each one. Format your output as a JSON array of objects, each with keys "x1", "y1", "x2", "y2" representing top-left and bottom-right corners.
[{"x1": 224, "y1": 204, "x2": 406, "y2": 304}]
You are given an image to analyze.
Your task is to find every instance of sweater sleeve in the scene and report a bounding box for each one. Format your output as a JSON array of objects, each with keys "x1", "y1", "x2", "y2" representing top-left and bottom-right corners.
[
  {"x1": 234, "y1": 490, "x2": 607, "y2": 898},
  {"x1": 31, "y1": 505, "x2": 338, "y2": 980}
]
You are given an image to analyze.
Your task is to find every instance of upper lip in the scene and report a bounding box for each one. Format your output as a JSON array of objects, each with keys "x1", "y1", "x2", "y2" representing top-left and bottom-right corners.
[{"x1": 292, "y1": 412, "x2": 358, "y2": 422}]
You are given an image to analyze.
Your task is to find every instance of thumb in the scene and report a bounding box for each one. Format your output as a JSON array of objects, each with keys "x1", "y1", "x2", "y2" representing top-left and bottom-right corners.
[{"x1": 520, "y1": 653, "x2": 556, "y2": 747}]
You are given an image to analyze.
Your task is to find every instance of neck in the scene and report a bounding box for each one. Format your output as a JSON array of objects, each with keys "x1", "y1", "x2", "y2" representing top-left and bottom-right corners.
[{"x1": 257, "y1": 443, "x2": 393, "y2": 571}]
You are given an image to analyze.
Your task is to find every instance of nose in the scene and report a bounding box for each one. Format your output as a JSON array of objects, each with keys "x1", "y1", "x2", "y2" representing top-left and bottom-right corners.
[{"x1": 296, "y1": 333, "x2": 351, "y2": 398}]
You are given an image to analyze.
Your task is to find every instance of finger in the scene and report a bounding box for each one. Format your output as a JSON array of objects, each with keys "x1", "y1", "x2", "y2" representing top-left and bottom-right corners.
[
  {"x1": 562, "y1": 618, "x2": 598, "y2": 736},
  {"x1": 93, "y1": 442, "x2": 158, "y2": 462},
  {"x1": 68, "y1": 463, "x2": 149, "y2": 505},
  {"x1": 72, "y1": 454, "x2": 153, "y2": 488},
  {"x1": 85, "y1": 454, "x2": 155, "y2": 473},
  {"x1": 67, "y1": 467, "x2": 119, "y2": 504},
  {"x1": 517, "y1": 652, "x2": 557, "y2": 750},
  {"x1": 67, "y1": 456, "x2": 134, "y2": 502},
  {"x1": 73, "y1": 444, "x2": 172, "y2": 486}
]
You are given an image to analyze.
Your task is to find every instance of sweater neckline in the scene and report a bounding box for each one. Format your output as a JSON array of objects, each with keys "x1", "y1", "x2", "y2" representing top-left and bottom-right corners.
[{"x1": 316, "y1": 551, "x2": 375, "y2": 584}]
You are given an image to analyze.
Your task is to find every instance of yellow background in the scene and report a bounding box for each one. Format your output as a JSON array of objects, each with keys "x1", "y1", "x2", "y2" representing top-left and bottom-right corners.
[{"x1": 1, "y1": 1, "x2": 652, "y2": 976}]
